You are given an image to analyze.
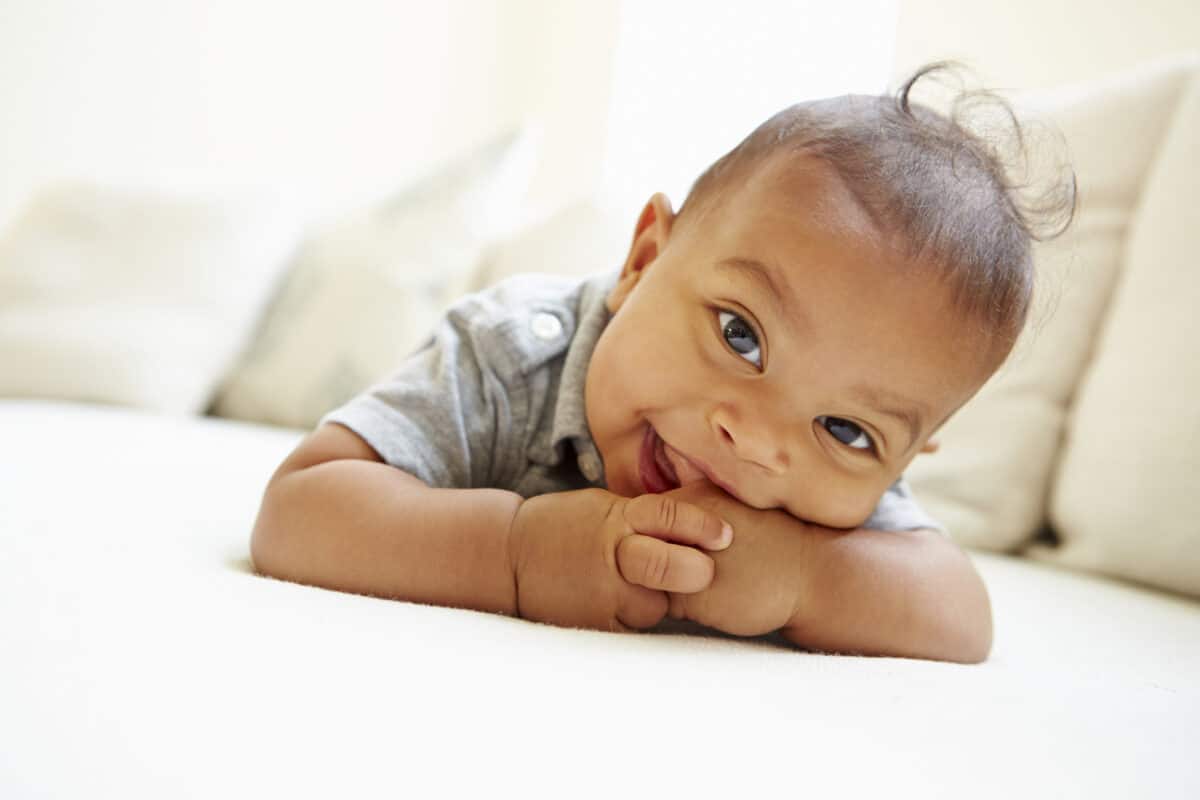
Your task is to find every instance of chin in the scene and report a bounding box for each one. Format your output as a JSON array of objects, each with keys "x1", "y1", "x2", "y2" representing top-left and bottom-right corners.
[
  {"x1": 807, "y1": 506, "x2": 874, "y2": 531},
  {"x1": 607, "y1": 477, "x2": 637, "y2": 498},
  {"x1": 597, "y1": 447, "x2": 637, "y2": 498}
]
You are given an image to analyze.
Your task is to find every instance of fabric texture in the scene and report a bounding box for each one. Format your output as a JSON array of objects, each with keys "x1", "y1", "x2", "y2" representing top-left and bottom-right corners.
[
  {"x1": 3, "y1": 400, "x2": 1199, "y2": 798},
  {"x1": 322, "y1": 272, "x2": 609, "y2": 497},
  {"x1": 1029, "y1": 63, "x2": 1200, "y2": 597},
  {"x1": 211, "y1": 129, "x2": 538, "y2": 430},
  {"x1": 904, "y1": 54, "x2": 1199, "y2": 552},
  {"x1": 323, "y1": 271, "x2": 943, "y2": 532},
  {"x1": 0, "y1": 181, "x2": 304, "y2": 414}
]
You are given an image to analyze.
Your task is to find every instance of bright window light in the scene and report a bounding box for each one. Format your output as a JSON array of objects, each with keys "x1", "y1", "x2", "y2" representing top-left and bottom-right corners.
[{"x1": 600, "y1": 0, "x2": 899, "y2": 216}]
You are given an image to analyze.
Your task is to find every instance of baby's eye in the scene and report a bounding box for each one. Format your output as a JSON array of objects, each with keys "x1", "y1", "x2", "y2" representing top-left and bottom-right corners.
[
  {"x1": 817, "y1": 416, "x2": 874, "y2": 452},
  {"x1": 718, "y1": 310, "x2": 762, "y2": 367}
]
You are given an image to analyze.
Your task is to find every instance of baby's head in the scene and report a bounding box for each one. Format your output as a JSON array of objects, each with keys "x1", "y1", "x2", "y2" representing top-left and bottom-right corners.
[{"x1": 585, "y1": 65, "x2": 1075, "y2": 528}]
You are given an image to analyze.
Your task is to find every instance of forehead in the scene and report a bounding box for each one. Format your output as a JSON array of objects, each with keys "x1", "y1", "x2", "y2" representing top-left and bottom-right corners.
[
  {"x1": 721, "y1": 152, "x2": 885, "y2": 247},
  {"x1": 687, "y1": 153, "x2": 916, "y2": 306}
]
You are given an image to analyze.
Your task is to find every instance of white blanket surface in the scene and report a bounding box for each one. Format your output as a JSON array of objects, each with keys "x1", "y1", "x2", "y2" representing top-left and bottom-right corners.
[{"x1": 3, "y1": 401, "x2": 1197, "y2": 798}]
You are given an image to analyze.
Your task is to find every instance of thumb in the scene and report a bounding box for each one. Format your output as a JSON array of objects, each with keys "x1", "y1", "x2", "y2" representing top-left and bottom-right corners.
[
  {"x1": 615, "y1": 533, "x2": 715, "y2": 593},
  {"x1": 622, "y1": 492, "x2": 732, "y2": 551}
]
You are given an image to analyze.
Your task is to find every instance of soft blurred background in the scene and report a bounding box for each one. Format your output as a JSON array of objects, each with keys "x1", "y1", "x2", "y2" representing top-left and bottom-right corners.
[
  {"x1": 3, "y1": 7, "x2": 1200, "y2": 793},
  {"x1": 1, "y1": 0, "x2": 1196, "y2": 437},
  {"x1": 1, "y1": 0, "x2": 1196, "y2": 231},
  {"x1": 1, "y1": 0, "x2": 1197, "y2": 519}
]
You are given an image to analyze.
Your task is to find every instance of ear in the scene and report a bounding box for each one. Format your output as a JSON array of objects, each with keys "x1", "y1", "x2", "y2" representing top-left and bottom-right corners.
[
  {"x1": 919, "y1": 437, "x2": 940, "y2": 454},
  {"x1": 606, "y1": 192, "x2": 675, "y2": 313}
]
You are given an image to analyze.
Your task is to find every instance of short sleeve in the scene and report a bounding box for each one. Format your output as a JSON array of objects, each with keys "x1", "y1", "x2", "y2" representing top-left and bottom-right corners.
[
  {"x1": 319, "y1": 308, "x2": 519, "y2": 489},
  {"x1": 861, "y1": 477, "x2": 946, "y2": 533}
]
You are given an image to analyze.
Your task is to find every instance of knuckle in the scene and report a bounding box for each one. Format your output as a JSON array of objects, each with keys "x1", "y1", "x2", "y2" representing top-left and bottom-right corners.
[
  {"x1": 643, "y1": 547, "x2": 671, "y2": 588},
  {"x1": 604, "y1": 497, "x2": 624, "y2": 529},
  {"x1": 657, "y1": 497, "x2": 678, "y2": 532},
  {"x1": 607, "y1": 497, "x2": 633, "y2": 541}
]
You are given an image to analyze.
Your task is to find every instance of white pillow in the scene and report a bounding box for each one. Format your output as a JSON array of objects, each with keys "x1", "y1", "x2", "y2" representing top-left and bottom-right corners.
[
  {"x1": 472, "y1": 198, "x2": 632, "y2": 290},
  {"x1": 0, "y1": 182, "x2": 304, "y2": 415},
  {"x1": 1028, "y1": 63, "x2": 1200, "y2": 597},
  {"x1": 903, "y1": 55, "x2": 1199, "y2": 552},
  {"x1": 211, "y1": 130, "x2": 538, "y2": 430}
]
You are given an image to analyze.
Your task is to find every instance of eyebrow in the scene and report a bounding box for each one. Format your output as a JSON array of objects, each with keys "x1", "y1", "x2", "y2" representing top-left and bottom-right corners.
[
  {"x1": 716, "y1": 257, "x2": 795, "y2": 325},
  {"x1": 848, "y1": 385, "x2": 925, "y2": 454}
]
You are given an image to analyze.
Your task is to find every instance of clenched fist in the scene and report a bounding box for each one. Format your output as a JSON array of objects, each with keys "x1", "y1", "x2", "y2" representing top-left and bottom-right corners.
[
  {"x1": 662, "y1": 480, "x2": 810, "y2": 638},
  {"x1": 506, "y1": 488, "x2": 733, "y2": 632}
]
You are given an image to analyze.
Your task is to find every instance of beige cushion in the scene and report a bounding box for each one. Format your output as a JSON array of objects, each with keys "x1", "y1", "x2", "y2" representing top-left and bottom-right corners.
[
  {"x1": 472, "y1": 197, "x2": 632, "y2": 290},
  {"x1": 211, "y1": 130, "x2": 537, "y2": 430},
  {"x1": 1027, "y1": 65, "x2": 1200, "y2": 596},
  {"x1": 0, "y1": 182, "x2": 304, "y2": 414},
  {"x1": 905, "y1": 55, "x2": 1199, "y2": 551}
]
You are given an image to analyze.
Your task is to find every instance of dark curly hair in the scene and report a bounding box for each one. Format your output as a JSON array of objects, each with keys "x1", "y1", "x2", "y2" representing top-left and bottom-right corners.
[{"x1": 675, "y1": 62, "x2": 1077, "y2": 358}]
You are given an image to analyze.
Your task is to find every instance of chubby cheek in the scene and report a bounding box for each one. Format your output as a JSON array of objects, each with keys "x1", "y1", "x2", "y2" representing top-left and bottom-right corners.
[
  {"x1": 584, "y1": 343, "x2": 639, "y2": 491},
  {"x1": 785, "y1": 475, "x2": 886, "y2": 530},
  {"x1": 595, "y1": 315, "x2": 689, "y2": 409},
  {"x1": 587, "y1": 322, "x2": 697, "y2": 495}
]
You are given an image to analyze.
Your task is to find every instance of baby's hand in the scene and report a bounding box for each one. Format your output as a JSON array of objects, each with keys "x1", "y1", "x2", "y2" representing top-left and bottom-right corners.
[
  {"x1": 661, "y1": 481, "x2": 809, "y2": 638},
  {"x1": 507, "y1": 488, "x2": 733, "y2": 632}
]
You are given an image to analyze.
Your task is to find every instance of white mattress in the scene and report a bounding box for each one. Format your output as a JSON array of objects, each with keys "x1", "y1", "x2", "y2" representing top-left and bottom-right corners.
[{"x1": 2, "y1": 400, "x2": 1198, "y2": 798}]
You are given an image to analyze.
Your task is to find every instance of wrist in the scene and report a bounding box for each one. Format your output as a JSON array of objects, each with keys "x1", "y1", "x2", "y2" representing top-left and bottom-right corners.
[
  {"x1": 503, "y1": 492, "x2": 529, "y2": 617},
  {"x1": 780, "y1": 517, "x2": 822, "y2": 636}
]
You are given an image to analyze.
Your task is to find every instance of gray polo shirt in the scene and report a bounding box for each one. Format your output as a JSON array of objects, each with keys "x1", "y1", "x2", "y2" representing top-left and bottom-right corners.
[{"x1": 321, "y1": 271, "x2": 942, "y2": 532}]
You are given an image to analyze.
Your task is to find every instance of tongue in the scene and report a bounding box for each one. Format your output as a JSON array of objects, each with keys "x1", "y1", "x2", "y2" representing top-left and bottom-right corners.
[
  {"x1": 653, "y1": 434, "x2": 680, "y2": 488},
  {"x1": 660, "y1": 439, "x2": 709, "y2": 485}
]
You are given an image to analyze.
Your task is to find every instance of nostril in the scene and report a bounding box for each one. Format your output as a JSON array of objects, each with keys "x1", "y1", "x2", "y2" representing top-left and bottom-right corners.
[{"x1": 718, "y1": 424, "x2": 735, "y2": 445}]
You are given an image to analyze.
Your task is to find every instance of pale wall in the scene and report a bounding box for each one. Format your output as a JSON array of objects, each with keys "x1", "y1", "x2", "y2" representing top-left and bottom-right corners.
[
  {"x1": 0, "y1": 1, "x2": 899, "y2": 233},
  {"x1": 0, "y1": 1, "x2": 597, "y2": 229},
  {"x1": 6, "y1": 2, "x2": 1187, "y2": 236},
  {"x1": 894, "y1": 0, "x2": 1200, "y2": 89}
]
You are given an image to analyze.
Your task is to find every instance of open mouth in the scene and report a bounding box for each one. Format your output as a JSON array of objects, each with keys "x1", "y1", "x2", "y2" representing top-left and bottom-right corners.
[
  {"x1": 637, "y1": 426, "x2": 746, "y2": 501},
  {"x1": 639, "y1": 425, "x2": 681, "y2": 494}
]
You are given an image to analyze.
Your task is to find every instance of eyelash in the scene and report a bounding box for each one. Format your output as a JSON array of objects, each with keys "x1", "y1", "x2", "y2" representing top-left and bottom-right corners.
[
  {"x1": 717, "y1": 309, "x2": 763, "y2": 368},
  {"x1": 816, "y1": 416, "x2": 877, "y2": 454}
]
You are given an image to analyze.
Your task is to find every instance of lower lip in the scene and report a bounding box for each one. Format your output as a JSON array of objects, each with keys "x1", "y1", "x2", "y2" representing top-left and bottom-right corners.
[{"x1": 639, "y1": 426, "x2": 680, "y2": 494}]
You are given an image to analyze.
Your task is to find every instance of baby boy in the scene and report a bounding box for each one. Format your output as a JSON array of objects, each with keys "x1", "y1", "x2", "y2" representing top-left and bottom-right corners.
[{"x1": 250, "y1": 67, "x2": 1071, "y2": 663}]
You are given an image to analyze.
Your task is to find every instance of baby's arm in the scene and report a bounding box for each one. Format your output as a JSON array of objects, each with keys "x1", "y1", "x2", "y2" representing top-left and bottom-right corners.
[
  {"x1": 251, "y1": 423, "x2": 731, "y2": 630},
  {"x1": 664, "y1": 482, "x2": 992, "y2": 663},
  {"x1": 251, "y1": 423, "x2": 521, "y2": 614}
]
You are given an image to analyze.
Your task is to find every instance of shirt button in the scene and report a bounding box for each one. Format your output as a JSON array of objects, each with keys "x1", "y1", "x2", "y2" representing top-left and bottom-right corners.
[
  {"x1": 579, "y1": 452, "x2": 601, "y2": 482},
  {"x1": 530, "y1": 312, "x2": 563, "y2": 341}
]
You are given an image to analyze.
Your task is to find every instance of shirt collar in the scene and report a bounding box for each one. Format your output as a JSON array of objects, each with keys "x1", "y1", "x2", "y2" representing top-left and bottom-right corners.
[{"x1": 548, "y1": 271, "x2": 616, "y2": 485}]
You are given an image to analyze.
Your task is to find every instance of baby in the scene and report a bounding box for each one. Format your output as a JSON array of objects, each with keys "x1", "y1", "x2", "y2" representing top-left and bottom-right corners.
[{"x1": 250, "y1": 65, "x2": 1073, "y2": 663}]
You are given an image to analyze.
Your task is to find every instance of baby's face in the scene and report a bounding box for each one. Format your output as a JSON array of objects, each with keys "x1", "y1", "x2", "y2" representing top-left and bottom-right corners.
[{"x1": 585, "y1": 155, "x2": 998, "y2": 528}]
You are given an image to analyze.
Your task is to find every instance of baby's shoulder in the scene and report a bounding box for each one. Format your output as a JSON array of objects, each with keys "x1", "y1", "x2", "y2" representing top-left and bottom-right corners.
[{"x1": 441, "y1": 273, "x2": 591, "y2": 377}]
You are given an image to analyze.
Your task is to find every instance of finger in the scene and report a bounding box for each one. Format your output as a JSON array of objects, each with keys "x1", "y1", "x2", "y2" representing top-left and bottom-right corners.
[
  {"x1": 666, "y1": 591, "x2": 688, "y2": 620},
  {"x1": 615, "y1": 584, "x2": 669, "y2": 630},
  {"x1": 623, "y1": 493, "x2": 732, "y2": 551},
  {"x1": 616, "y1": 534, "x2": 716, "y2": 593}
]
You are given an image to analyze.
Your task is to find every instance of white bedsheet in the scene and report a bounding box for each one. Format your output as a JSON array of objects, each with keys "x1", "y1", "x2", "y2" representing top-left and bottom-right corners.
[{"x1": 3, "y1": 400, "x2": 1198, "y2": 798}]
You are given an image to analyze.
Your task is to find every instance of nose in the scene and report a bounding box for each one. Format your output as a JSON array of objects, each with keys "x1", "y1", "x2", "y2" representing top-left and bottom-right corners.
[{"x1": 709, "y1": 404, "x2": 790, "y2": 474}]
